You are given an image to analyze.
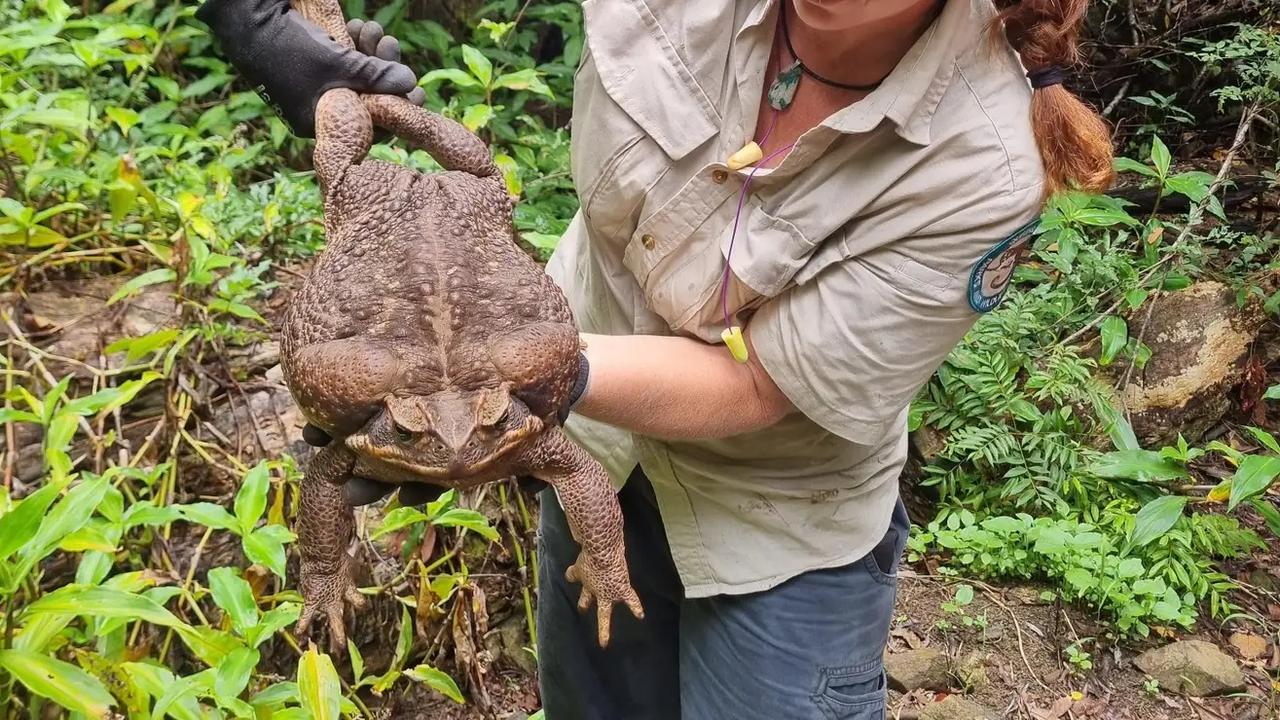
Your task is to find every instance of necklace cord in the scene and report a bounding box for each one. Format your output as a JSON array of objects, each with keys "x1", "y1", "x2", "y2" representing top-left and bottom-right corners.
[
  {"x1": 779, "y1": 0, "x2": 888, "y2": 93},
  {"x1": 720, "y1": 110, "x2": 792, "y2": 329}
]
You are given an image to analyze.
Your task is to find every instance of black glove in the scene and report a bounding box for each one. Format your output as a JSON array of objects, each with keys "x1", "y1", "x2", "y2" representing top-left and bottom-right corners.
[
  {"x1": 195, "y1": 0, "x2": 425, "y2": 137},
  {"x1": 557, "y1": 351, "x2": 591, "y2": 425}
]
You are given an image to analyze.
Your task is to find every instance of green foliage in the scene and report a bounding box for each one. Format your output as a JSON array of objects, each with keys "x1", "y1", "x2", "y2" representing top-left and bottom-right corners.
[{"x1": 909, "y1": 25, "x2": 1280, "y2": 636}]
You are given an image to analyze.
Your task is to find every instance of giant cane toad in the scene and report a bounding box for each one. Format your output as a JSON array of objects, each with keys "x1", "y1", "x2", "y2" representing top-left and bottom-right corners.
[{"x1": 279, "y1": 0, "x2": 641, "y2": 651}]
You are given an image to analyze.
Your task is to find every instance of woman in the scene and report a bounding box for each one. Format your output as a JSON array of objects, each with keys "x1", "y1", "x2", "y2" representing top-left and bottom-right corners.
[{"x1": 198, "y1": 0, "x2": 1112, "y2": 717}]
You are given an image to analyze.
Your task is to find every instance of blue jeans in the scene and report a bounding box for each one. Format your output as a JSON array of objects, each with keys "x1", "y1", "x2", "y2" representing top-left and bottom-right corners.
[{"x1": 536, "y1": 468, "x2": 908, "y2": 720}]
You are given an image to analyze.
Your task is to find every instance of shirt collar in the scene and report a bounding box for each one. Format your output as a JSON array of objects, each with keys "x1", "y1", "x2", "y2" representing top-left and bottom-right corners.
[{"x1": 821, "y1": 0, "x2": 990, "y2": 144}]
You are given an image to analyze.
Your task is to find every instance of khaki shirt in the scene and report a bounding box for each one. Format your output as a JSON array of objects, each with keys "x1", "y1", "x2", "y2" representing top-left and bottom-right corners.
[{"x1": 546, "y1": 0, "x2": 1045, "y2": 597}]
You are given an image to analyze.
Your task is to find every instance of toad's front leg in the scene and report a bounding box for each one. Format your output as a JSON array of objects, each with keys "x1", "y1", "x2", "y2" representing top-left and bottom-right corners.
[
  {"x1": 296, "y1": 444, "x2": 367, "y2": 653},
  {"x1": 523, "y1": 427, "x2": 642, "y2": 647}
]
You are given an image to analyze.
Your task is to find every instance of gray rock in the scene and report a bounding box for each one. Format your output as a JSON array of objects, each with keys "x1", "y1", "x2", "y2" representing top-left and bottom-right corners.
[
  {"x1": 1134, "y1": 640, "x2": 1246, "y2": 696},
  {"x1": 885, "y1": 647, "x2": 951, "y2": 692},
  {"x1": 920, "y1": 696, "x2": 999, "y2": 720},
  {"x1": 954, "y1": 651, "x2": 989, "y2": 692},
  {"x1": 496, "y1": 615, "x2": 537, "y2": 675}
]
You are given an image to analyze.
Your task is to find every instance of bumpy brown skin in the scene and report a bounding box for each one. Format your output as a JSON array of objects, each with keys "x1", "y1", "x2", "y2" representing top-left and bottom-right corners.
[{"x1": 280, "y1": 0, "x2": 641, "y2": 653}]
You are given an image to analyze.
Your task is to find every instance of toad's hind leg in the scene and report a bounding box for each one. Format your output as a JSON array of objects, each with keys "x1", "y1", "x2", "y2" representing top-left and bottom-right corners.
[
  {"x1": 313, "y1": 90, "x2": 373, "y2": 196},
  {"x1": 296, "y1": 444, "x2": 367, "y2": 653},
  {"x1": 522, "y1": 427, "x2": 642, "y2": 647},
  {"x1": 362, "y1": 95, "x2": 497, "y2": 178}
]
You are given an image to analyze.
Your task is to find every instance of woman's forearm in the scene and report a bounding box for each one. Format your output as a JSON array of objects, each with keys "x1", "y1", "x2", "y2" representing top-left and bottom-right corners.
[{"x1": 573, "y1": 332, "x2": 794, "y2": 440}]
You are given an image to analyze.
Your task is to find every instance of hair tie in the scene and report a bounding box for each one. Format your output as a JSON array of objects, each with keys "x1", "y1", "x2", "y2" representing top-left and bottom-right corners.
[{"x1": 1027, "y1": 66, "x2": 1067, "y2": 89}]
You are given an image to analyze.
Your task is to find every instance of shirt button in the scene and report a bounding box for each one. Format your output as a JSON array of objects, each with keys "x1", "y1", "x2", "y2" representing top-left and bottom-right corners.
[
  {"x1": 641, "y1": 233, "x2": 656, "y2": 249},
  {"x1": 712, "y1": 169, "x2": 729, "y2": 184}
]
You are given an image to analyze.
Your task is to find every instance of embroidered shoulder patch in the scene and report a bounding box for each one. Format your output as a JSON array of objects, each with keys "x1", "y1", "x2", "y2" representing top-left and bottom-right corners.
[{"x1": 967, "y1": 219, "x2": 1040, "y2": 313}]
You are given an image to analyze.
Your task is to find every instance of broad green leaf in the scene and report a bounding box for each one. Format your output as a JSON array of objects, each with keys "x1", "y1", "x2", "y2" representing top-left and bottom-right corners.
[
  {"x1": 215, "y1": 646, "x2": 259, "y2": 701},
  {"x1": 1090, "y1": 396, "x2": 1138, "y2": 451},
  {"x1": 494, "y1": 153, "x2": 522, "y2": 196},
  {"x1": 62, "y1": 372, "x2": 160, "y2": 417},
  {"x1": 0, "y1": 407, "x2": 40, "y2": 424},
  {"x1": 105, "y1": 106, "x2": 139, "y2": 134},
  {"x1": 245, "y1": 604, "x2": 300, "y2": 648},
  {"x1": 173, "y1": 624, "x2": 242, "y2": 667},
  {"x1": 433, "y1": 508, "x2": 499, "y2": 540},
  {"x1": 1250, "y1": 498, "x2": 1280, "y2": 537},
  {"x1": 1064, "y1": 567, "x2": 1095, "y2": 592},
  {"x1": 1149, "y1": 135, "x2": 1171, "y2": 177},
  {"x1": 243, "y1": 527, "x2": 288, "y2": 579},
  {"x1": 234, "y1": 462, "x2": 270, "y2": 532},
  {"x1": 461, "y1": 103, "x2": 496, "y2": 132},
  {"x1": 251, "y1": 680, "x2": 300, "y2": 709},
  {"x1": 1163, "y1": 172, "x2": 1211, "y2": 202},
  {"x1": 121, "y1": 501, "x2": 181, "y2": 528},
  {"x1": 107, "y1": 267, "x2": 174, "y2": 305},
  {"x1": 1245, "y1": 426, "x2": 1280, "y2": 455},
  {"x1": 372, "y1": 506, "x2": 429, "y2": 540},
  {"x1": 297, "y1": 647, "x2": 342, "y2": 720},
  {"x1": 179, "y1": 502, "x2": 238, "y2": 532},
  {"x1": 1089, "y1": 450, "x2": 1187, "y2": 481},
  {"x1": 406, "y1": 664, "x2": 464, "y2": 704},
  {"x1": 952, "y1": 584, "x2": 974, "y2": 605},
  {"x1": 19, "y1": 476, "x2": 110, "y2": 574},
  {"x1": 0, "y1": 481, "x2": 60, "y2": 562},
  {"x1": 123, "y1": 662, "x2": 203, "y2": 720},
  {"x1": 181, "y1": 72, "x2": 233, "y2": 99},
  {"x1": 208, "y1": 567, "x2": 259, "y2": 633},
  {"x1": 1227, "y1": 454, "x2": 1280, "y2": 510},
  {"x1": 460, "y1": 45, "x2": 492, "y2": 87},
  {"x1": 1113, "y1": 156, "x2": 1157, "y2": 177},
  {"x1": 1117, "y1": 558, "x2": 1145, "y2": 578},
  {"x1": 493, "y1": 68, "x2": 553, "y2": 97},
  {"x1": 348, "y1": 640, "x2": 365, "y2": 682},
  {"x1": 14, "y1": 108, "x2": 88, "y2": 133},
  {"x1": 1264, "y1": 384, "x2": 1280, "y2": 401},
  {"x1": 420, "y1": 68, "x2": 481, "y2": 88},
  {"x1": 1099, "y1": 315, "x2": 1127, "y2": 366},
  {"x1": 0, "y1": 648, "x2": 115, "y2": 716},
  {"x1": 1130, "y1": 495, "x2": 1187, "y2": 547},
  {"x1": 24, "y1": 585, "x2": 183, "y2": 628}
]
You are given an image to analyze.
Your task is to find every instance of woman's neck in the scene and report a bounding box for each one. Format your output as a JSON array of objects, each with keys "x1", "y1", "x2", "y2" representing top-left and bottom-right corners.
[{"x1": 786, "y1": 0, "x2": 945, "y2": 88}]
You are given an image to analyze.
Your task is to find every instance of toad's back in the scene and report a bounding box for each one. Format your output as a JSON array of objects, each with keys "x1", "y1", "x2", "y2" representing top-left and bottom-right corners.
[{"x1": 283, "y1": 159, "x2": 573, "y2": 395}]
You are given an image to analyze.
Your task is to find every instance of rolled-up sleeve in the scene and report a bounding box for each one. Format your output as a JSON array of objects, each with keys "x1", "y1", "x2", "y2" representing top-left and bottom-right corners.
[{"x1": 751, "y1": 191, "x2": 1041, "y2": 444}]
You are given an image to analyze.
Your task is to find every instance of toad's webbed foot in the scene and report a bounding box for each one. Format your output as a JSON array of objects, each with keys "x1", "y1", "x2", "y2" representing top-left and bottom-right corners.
[
  {"x1": 297, "y1": 555, "x2": 367, "y2": 654},
  {"x1": 566, "y1": 547, "x2": 644, "y2": 648}
]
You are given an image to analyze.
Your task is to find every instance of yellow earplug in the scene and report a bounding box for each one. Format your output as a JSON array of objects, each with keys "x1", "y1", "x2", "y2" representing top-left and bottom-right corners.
[
  {"x1": 721, "y1": 326, "x2": 749, "y2": 363},
  {"x1": 726, "y1": 141, "x2": 763, "y2": 171}
]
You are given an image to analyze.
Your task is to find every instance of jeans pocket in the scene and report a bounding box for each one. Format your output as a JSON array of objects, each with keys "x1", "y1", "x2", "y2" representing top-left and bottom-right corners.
[{"x1": 812, "y1": 664, "x2": 886, "y2": 720}]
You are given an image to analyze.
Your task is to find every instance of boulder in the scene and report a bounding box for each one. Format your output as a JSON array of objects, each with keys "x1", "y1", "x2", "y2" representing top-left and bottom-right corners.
[
  {"x1": 1134, "y1": 640, "x2": 1246, "y2": 696},
  {"x1": 1101, "y1": 281, "x2": 1264, "y2": 447},
  {"x1": 920, "y1": 696, "x2": 999, "y2": 720},
  {"x1": 885, "y1": 647, "x2": 951, "y2": 692}
]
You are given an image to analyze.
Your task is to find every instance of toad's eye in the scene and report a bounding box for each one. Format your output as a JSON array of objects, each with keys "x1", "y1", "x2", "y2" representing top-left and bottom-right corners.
[{"x1": 393, "y1": 422, "x2": 415, "y2": 443}]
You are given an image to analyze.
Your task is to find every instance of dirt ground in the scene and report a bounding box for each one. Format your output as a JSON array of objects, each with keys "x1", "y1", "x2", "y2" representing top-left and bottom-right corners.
[
  {"x1": 369, "y1": 545, "x2": 1280, "y2": 720},
  {"x1": 888, "y1": 572, "x2": 1280, "y2": 720}
]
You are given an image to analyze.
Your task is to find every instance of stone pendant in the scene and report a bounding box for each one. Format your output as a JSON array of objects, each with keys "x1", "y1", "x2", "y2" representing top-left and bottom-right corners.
[{"x1": 768, "y1": 60, "x2": 802, "y2": 110}]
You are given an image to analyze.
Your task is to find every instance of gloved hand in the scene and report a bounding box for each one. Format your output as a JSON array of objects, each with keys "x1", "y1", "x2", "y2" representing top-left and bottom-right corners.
[{"x1": 195, "y1": 0, "x2": 427, "y2": 137}]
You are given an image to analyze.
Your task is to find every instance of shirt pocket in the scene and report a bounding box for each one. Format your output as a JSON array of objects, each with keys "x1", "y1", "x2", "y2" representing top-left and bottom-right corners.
[
  {"x1": 636, "y1": 203, "x2": 806, "y2": 341},
  {"x1": 572, "y1": 0, "x2": 720, "y2": 241}
]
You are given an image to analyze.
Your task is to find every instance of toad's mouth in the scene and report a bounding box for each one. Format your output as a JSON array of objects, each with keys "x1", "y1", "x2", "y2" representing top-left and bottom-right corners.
[{"x1": 345, "y1": 415, "x2": 544, "y2": 481}]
